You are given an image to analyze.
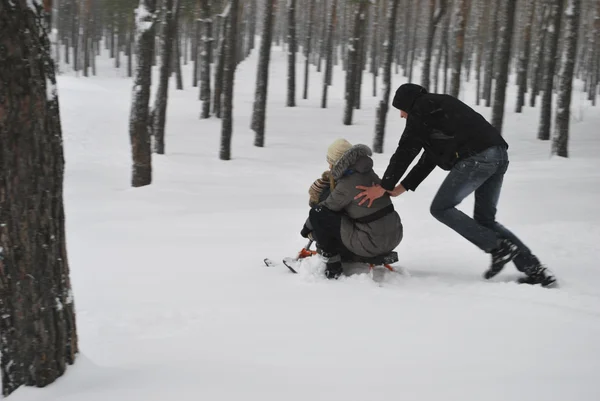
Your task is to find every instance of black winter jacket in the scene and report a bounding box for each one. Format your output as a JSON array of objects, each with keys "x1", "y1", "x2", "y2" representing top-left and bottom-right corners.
[{"x1": 381, "y1": 87, "x2": 508, "y2": 192}]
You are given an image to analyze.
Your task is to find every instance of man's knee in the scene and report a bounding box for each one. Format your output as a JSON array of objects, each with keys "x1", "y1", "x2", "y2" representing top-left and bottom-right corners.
[{"x1": 430, "y1": 201, "x2": 446, "y2": 220}]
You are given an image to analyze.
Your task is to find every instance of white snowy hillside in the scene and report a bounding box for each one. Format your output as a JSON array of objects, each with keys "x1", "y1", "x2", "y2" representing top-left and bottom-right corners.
[{"x1": 12, "y1": 46, "x2": 600, "y2": 401}]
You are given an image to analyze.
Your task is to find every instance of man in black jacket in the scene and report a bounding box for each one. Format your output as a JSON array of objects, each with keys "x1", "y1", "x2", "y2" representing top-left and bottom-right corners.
[{"x1": 355, "y1": 83, "x2": 556, "y2": 287}]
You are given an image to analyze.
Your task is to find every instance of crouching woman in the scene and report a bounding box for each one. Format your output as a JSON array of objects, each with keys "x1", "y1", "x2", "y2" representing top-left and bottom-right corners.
[{"x1": 302, "y1": 139, "x2": 403, "y2": 279}]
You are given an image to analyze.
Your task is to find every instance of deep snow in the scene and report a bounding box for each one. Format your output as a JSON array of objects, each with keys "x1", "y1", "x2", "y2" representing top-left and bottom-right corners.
[{"x1": 10, "y1": 43, "x2": 600, "y2": 401}]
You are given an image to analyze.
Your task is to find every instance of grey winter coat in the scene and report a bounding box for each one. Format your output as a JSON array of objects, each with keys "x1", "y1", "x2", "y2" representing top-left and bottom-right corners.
[{"x1": 317, "y1": 144, "x2": 403, "y2": 258}]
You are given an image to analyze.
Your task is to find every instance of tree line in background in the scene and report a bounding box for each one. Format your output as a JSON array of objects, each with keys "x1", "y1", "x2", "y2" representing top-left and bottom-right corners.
[{"x1": 47, "y1": 0, "x2": 599, "y2": 186}]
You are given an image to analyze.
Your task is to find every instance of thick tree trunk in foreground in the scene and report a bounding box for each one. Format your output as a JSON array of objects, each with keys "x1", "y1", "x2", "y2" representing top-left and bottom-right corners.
[{"x1": 0, "y1": 1, "x2": 78, "y2": 396}]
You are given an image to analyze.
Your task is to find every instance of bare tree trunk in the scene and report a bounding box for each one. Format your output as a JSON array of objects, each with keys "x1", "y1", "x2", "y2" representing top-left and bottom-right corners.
[
  {"x1": 303, "y1": 0, "x2": 316, "y2": 99},
  {"x1": 287, "y1": 0, "x2": 297, "y2": 106},
  {"x1": 483, "y1": 0, "x2": 499, "y2": 106},
  {"x1": 0, "y1": 3, "x2": 78, "y2": 396},
  {"x1": 530, "y1": 4, "x2": 550, "y2": 107},
  {"x1": 175, "y1": 28, "x2": 184, "y2": 90},
  {"x1": 321, "y1": 0, "x2": 337, "y2": 108},
  {"x1": 370, "y1": 0, "x2": 380, "y2": 97},
  {"x1": 516, "y1": 0, "x2": 536, "y2": 113},
  {"x1": 343, "y1": 0, "x2": 367, "y2": 125},
  {"x1": 199, "y1": 0, "x2": 213, "y2": 119},
  {"x1": 553, "y1": 0, "x2": 582, "y2": 156},
  {"x1": 491, "y1": 0, "x2": 517, "y2": 134},
  {"x1": 475, "y1": 0, "x2": 486, "y2": 104},
  {"x1": 213, "y1": 15, "x2": 226, "y2": 117},
  {"x1": 251, "y1": 0, "x2": 276, "y2": 146},
  {"x1": 373, "y1": 0, "x2": 400, "y2": 154},
  {"x1": 152, "y1": 0, "x2": 179, "y2": 155},
  {"x1": 129, "y1": 0, "x2": 157, "y2": 187},
  {"x1": 422, "y1": 0, "x2": 447, "y2": 90},
  {"x1": 538, "y1": 0, "x2": 564, "y2": 141},
  {"x1": 220, "y1": 0, "x2": 239, "y2": 160},
  {"x1": 449, "y1": 0, "x2": 469, "y2": 98}
]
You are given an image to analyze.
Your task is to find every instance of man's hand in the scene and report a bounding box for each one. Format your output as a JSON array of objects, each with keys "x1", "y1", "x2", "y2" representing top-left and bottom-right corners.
[
  {"x1": 389, "y1": 184, "x2": 406, "y2": 197},
  {"x1": 354, "y1": 184, "x2": 386, "y2": 208}
]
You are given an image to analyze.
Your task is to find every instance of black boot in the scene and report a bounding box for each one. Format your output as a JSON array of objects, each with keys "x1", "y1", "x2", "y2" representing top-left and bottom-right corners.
[
  {"x1": 483, "y1": 239, "x2": 520, "y2": 279},
  {"x1": 325, "y1": 261, "x2": 343, "y2": 279},
  {"x1": 322, "y1": 252, "x2": 343, "y2": 279},
  {"x1": 518, "y1": 264, "x2": 557, "y2": 288}
]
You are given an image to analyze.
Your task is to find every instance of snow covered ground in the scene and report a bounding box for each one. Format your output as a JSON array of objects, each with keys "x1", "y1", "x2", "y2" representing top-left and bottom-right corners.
[{"x1": 11, "y1": 46, "x2": 600, "y2": 401}]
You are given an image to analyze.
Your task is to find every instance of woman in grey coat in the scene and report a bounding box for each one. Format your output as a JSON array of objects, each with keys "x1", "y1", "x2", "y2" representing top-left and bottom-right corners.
[{"x1": 301, "y1": 139, "x2": 404, "y2": 279}]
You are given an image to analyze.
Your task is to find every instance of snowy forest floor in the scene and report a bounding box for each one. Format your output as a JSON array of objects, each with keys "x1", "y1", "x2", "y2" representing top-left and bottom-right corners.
[{"x1": 11, "y1": 46, "x2": 600, "y2": 400}]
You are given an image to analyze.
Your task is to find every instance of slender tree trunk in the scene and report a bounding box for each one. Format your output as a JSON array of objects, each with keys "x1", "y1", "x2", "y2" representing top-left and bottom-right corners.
[
  {"x1": 516, "y1": 0, "x2": 536, "y2": 113},
  {"x1": 199, "y1": 0, "x2": 212, "y2": 119},
  {"x1": 422, "y1": 0, "x2": 446, "y2": 90},
  {"x1": 491, "y1": 0, "x2": 517, "y2": 134},
  {"x1": 538, "y1": 0, "x2": 565, "y2": 140},
  {"x1": 321, "y1": 0, "x2": 338, "y2": 108},
  {"x1": 220, "y1": 0, "x2": 239, "y2": 160},
  {"x1": 483, "y1": 0, "x2": 499, "y2": 106},
  {"x1": 449, "y1": 0, "x2": 469, "y2": 98},
  {"x1": 475, "y1": 0, "x2": 486, "y2": 105},
  {"x1": 152, "y1": 0, "x2": 179, "y2": 155},
  {"x1": 287, "y1": 0, "x2": 297, "y2": 106},
  {"x1": 553, "y1": 0, "x2": 582, "y2": 156},
  {"x1": 343, "y1": 0, "x2": 367, "y2": 125},
  {"x1": 213, "y1": 15, "x2": 226, "y2": 117},
  {"x1": 251, "y1": 0, "x2": 276, "y2": 146},
  {"x1": 0, "y1": 3, "x2": 78, "y2": 396},
  {"x1": 303, "y1": 0, "x2": 316, "y2": 100},
  {"x1": 129, "y1": 0, "x2": 157, "y2": 187},
  {"x1": 175, "y1": 28, "x2": 184, "y2": 90},
  {"x1": 530, "y1": 4, "x2": 550, "y2": 107},
  {"x1": 373, "y1": 0, "x2": 400, "y2": 153}
]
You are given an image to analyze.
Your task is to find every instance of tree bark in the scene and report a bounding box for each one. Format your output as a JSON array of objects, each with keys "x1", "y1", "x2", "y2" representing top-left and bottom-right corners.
[
  {"x1": 303, "y1": 0, "x2": 315, "y2": 100},
  {"x1": 491, "y1": 0, "x2": 517, "y2": 134},
  {"x1": 343, "y1": 0, "x2": 367, "y2": 125},
  {"x1": 321, "y1": 0, "x2": 337, "y2": 108},
  {"x1": 287, "y1": 0, "x2": 297, "y2": 106},
  {"x1": 552, "y1": 0, "x2": 582, "y2": 157},
  {"x1": 449, "y1": 0, "x2": 469, "y2": 98},
  {"x1": 220, "y1": 0, "x2": 239, "y2": 160},
  {"x1": 516, "y1": 0, "x2": 536, "y2": 113},
  {"x1": 538, "y1": 0, "x2": 564, "y2": 141},
  {"x1": 0, "y1": 2, "x2": 78, "y2": 396},
  {"x1": 373, "y1": 0, "x2": 400, "y2": 154},
  {"x1": 151, "y1": 0, "x2": 179, "y2": 155},
  {"x1": 199, "y1": 0, "x2": 212, "y2": 119},
  {"x1": 251, "y1": 0, "x2": 276, "y2": 147},
  {"x1": 129, "y1": 0, "x2": 157, "y2": 187},
  {"x1": 422, "y1": 0, "x2": 447, "y2": 90}
]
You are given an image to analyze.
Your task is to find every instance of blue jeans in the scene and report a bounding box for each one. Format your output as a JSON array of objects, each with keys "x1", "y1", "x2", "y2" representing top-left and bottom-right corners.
[{"x1": 430, "y1": 145, "x2": 539, "y2": 272}]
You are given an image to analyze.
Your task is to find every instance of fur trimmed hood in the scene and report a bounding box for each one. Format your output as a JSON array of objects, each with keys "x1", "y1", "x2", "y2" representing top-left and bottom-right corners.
[{"x1": 330, "y1": 144, "x2": 373, "y2": 180}]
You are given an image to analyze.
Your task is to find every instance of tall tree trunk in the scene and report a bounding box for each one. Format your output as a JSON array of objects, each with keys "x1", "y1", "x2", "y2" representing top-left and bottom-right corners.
[
  {"x1": 199, "y1": 0, "x2": 213, "y2": 119},
  {"x1": 553, "y1": 0, "x2": 582, "y2": 157},
  {"x1": 303, "y1": 0, "x2": 316, "y2": 100},
  {"x1": 129, "y1": 0, "x2": 157, "y2": 187},
  {"x1": 175, "y1": 29, "x2": 184, "y2": 90},
  {"x1": 220, "y1": 0, "x2": 239, "y2": 160},
  {"x1": 151, "y1": 0, "x2": 179, "y2": 155},
  {"x1": 422, "y1": 0, "x2": 447, "y2": 90},
  {"x1": 287, "y1": 0, "x2": 297, "y2": 106},
  {"x1": 516, "y1": 0, "x2": 536, "y2": 113},
  {"x1": 370, "y1": 0, "x2": 379, "y2": 97},
  {"x1": 475, "y1": 0, "x2": 486, "y2": 105},
  {"x1": 251, "y1": 0, "x2": 276, "y2": 146},
  {"x1": 373, "y1": 0, "x2": 400, "y2": 154},
  {"x1": 449, "y1": 0, "x2": 469, "y2": 98},
  {"x1": 538, "y1": 0, "x2": 564, "y2": 141},
  {"x1": 0, "y1": 2, "x2": 78, "y2": 396},
  {"x1": 343, "y1": 0, "x2": 367, "y2": 125},
  {"x1": 321, "y1": 0, "x2": 337, "y2": 108},
  {"x1": 491, "y1": 0, "x2": 517, "y2": 134},
  {"x1": 483, "y1": 0, "x2": 499, "y2": 106},
  {"x1": 212, "y1": 15, "x2": 226, "y2": 117},
  {"x1": 530, "y1": 4, "x2": 550, "y2": 107}
]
